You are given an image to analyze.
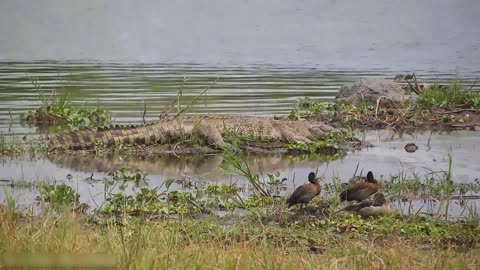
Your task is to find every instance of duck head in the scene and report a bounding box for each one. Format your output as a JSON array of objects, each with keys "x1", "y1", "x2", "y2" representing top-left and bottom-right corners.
[
  {"x1": 308, "y1": 172, "x2": 318, "y2": 184},
  {"x1": 366, "y1": 171, "x2": 377, "y2": 183}
]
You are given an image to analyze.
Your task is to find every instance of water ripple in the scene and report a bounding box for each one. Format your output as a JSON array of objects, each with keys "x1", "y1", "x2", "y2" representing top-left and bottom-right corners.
[{"x1": 0, "y1": 62, "x2": 479, "y2": 135}]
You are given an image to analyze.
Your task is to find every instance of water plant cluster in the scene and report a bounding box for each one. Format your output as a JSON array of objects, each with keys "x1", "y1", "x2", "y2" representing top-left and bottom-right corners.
[
  {"x1": 417, "y1": 81, "x2": 480, "y2": 110},
  {"x1": 0, "y1": 133, "x2": 47, "y2": 157},
  {"x1": 19, "y1": 78, "x2": 111, "y2": 132},
  {"x1": 38, "y1": 183, "x2": 80, "y2": 208},
  {"x1": 285, "y1": 129, "x2": 356, "y2": 158}
]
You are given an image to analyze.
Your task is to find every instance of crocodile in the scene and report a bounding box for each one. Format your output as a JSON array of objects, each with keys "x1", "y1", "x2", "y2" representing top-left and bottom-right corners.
[{"x1": 48, "y1": 115, "x2": 335, "y2": 151}]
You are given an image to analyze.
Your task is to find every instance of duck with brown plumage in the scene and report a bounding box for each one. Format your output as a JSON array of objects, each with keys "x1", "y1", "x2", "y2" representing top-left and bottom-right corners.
[
  {"x1": 286, "y1": 172, "x2": 321, "y2": 209},
  {"x1": 339, "y1": 171, "x2": 379, "y2": 202}
]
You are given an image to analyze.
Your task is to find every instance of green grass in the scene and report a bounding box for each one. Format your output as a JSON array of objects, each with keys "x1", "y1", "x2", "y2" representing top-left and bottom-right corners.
[
  {"x1": 0, "y1": 205, "x2": 479, "y2": 269},
  {"x1": 417, "y1": 81, "x2": 480, "y2": 110}
]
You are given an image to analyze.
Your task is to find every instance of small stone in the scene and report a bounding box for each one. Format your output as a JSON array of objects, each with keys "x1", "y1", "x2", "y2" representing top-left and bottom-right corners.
[{"x1": 404, "y1": 143, "x2": 418, "y2": 153}]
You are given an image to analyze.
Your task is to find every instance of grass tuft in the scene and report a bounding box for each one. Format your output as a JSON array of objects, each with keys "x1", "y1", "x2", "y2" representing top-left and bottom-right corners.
[
  {"x1": 417, "y1": 80, "x2": 480, "y2": 110},
  {"x1": 20, "y1": 78, "x2": 111, "y2": 132}
]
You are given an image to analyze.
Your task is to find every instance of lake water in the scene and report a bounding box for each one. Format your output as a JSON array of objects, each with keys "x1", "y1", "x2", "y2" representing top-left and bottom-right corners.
[
  {"x1": 1, "y1": 0, "x2": 480, "y2": 69},
  {"x1": 0, "y1": 0, "x2": 479, "y2": 217}
]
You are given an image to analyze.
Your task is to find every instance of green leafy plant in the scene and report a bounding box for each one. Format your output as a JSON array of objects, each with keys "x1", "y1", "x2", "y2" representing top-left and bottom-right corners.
[
  {"x1": 20, "y1": 78, "x2": 112, "y2": 131},
  {"x1": 38, "y1": 183, "x2": 79, "y2": 207},
  {"x1": 286, "y1": 129, "x2": 354, "y2": 155},
  {"x1": 417, "y1": 81, "x2": 480, "y2": 110},
  {"x1": 102, "y1": 187, "x2": 169, "y2": 215}
]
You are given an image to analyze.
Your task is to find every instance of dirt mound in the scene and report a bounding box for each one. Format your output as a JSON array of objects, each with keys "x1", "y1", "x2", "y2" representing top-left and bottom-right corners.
[{"x1": 336, "y1": 79, "x2": 417, "y2": 107}]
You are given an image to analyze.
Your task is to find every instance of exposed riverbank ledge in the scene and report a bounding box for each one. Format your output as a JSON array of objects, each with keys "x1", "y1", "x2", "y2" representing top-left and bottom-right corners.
[{"x1": 296, "y1": 77, "x2": 480, "y2": 131}]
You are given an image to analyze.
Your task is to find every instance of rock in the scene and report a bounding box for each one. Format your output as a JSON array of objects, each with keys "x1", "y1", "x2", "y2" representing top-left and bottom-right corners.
[
  {"x1": 404, "y1": 143, "x2": 418, "y2": 153},
  {"x1": 335, "y1": 79, "x2": 417, "y2": 107}
]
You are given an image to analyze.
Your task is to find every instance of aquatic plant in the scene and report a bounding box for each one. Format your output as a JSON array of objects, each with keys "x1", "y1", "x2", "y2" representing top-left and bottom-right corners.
[
  {"x1": 20, "y1": 78, "x2": 111, "y2": 131},
  {"x1": 286, "y1": 129, "x2": 355, "y2": 158},
  {"x1": 6, "y1": 179, "x2": 42, "y2": 190},
  {"x1": 102, "y1": 181, "x2": 224, "y2": 215},
  {"x1": 102, "y1": 187, "x2": 170, "y2": 215},
  {"x1": 38, "y1": 183, "x2": 80, "y2": 208},
  {"x1": 108, "y1": 167, "x2": 149, "y2": 182},
  {"x1": 0, "y1": 133, "x2": 48, "y2": 157}
]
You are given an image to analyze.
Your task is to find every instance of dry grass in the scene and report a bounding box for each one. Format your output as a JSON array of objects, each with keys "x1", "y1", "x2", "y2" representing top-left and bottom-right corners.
[{"x1": 1, "y1": 208, "x2": 479, "y2": 270}]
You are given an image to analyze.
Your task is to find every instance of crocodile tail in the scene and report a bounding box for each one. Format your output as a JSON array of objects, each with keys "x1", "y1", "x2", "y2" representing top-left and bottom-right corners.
[{"x1": 48, "y1": 122, "x2": 164, "y2": 151}]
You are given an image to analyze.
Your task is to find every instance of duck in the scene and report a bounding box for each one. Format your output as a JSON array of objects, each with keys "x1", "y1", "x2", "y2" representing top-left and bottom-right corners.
[
  {"x1": 342, "y1": 193, "x2": 391, "y2": 217},
  {"x1": 286, "y1": 172, "x2": 321, "y2": 209},
  {"x1": 339, "y1": 171, "x2": 379, "y2": 202}
]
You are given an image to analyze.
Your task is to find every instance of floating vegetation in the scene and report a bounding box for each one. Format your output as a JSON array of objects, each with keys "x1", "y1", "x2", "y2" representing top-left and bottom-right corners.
[
  {"x1": 19, "y1": 78, "x2": 111, "y2": 132},
  {"x1": 0, "y1": 133, "x2": 47, "y2": 157},
  {"x1": 37, "y1": 183, "x2": 80, "y2": 208},
  {"x1": 108, "y1": 167, "x2": 149, "y2": 183},
  {"x1": 1, "y1": 179, "x2": 42, "y2": 190},
  {"x1": 102, "y1": 186, "x2": 169, "y2": 215},
  {"x1": 286, "y1": 129, "x2": 356, "y2": 158}
]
